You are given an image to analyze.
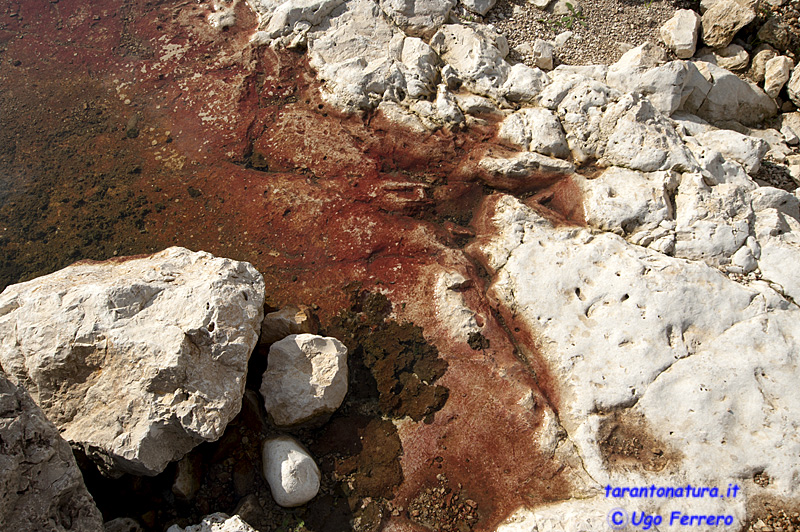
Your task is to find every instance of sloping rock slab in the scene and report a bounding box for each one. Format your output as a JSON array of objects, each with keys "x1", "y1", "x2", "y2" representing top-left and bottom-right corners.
[
  {"x1": 0, "y1": 371, "x2": 104, "y2": 532},
  {"x1": 0, "y1": 247, "x2": 265, "y2": 476},
  {"x1": 472, "y1": 195, "x2": 800, "y2": 530}
]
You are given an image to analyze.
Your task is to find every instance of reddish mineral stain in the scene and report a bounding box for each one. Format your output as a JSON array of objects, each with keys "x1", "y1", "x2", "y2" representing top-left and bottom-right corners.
[{"x1": 0, "y1": 0, "x2": 586, "y2": 529}]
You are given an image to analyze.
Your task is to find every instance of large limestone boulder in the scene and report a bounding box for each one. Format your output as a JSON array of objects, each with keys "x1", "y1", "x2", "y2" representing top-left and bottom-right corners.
[
  {"x1": 693, "y1": 62, "x2": 777, "y2": 126},
  {"x1": 166, "y1": 513, "x2": 258, "y2": 532},
  {"x1": 262, "y1": 436, "x2": 321, "y2": 507},
  {"x1": 695, "y1": 128, "x2": 769, "y2": 173},
  {"x1": 0, "y1": 247, "x2": 265, "y2": 476},
  {"x1": 0, "y1": 371, "x2": 104, "y2": 532},
  {"x1": 260, "y1": 334, "x2": 348, "y2": 426},
  {"x1": 430, "y1": 24, "x2": 510, "y2": 98}
]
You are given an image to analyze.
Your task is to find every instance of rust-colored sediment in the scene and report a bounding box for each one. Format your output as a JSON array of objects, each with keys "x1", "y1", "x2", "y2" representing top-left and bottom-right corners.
[{"x1": 0, "y1": 0, "x2": 586, "y2": 529}]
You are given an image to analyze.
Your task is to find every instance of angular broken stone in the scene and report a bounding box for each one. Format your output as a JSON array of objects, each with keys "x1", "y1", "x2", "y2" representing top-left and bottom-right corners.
[
  {"x1": 0, "y1": 247, "x2": 265, "y2": 476},
  {"x1": 260, "y1": 334, "x2": 348, "y2": 426},
  {"x1": 700, "y1": 0, "x2": 755, "y2": 49},
  {"x1": 660, "y1": 9, "x2": 701, "y2": 59},
  {"x1": 0, "y1": 371, "x2": 104, "y2": 532},
  {"x1": 764, "y1": 55, "x2": 794, "y2": 99}
]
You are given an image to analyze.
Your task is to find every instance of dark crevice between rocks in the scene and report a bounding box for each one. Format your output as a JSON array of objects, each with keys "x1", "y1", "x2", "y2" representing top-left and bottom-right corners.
[{"x1": 78, "y1": 287, "x2": 450, "y2": 532}]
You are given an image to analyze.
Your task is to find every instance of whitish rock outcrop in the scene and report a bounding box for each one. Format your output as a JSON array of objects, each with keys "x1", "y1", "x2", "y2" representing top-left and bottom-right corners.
[
  {"x1": 472, "y1": 195, "x2": 800, "y2": 531},
  {"x1": 262, "y1": 436, "x2": 321, "y2": 507},
  {"x1": 260, "y1": 334, "x2": 348, "y2": 426},
  {"x1": 166, "y1": 513, "x2": 257, "y2": 532},
  {"x1": 0, "y1": 371, "x2": 104, "y2": 532},
  {"x1": 0, "y1": 247, "x2": 265, "y2": 476},
  {"x1": 498, "y1": 107, "x2": 569, "y2": 158},
  {"x1": 660, "y1": 9, "x2": 701, "y2": 59}
]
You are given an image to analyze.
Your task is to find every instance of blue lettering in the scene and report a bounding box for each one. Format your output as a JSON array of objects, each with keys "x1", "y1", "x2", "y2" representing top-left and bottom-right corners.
[
  {"x1": 710, "y1": 487, "x2": 719, "y2": 497},
  {"x1": 670, "y1": 511, "x2": 682, "y2": 525}
]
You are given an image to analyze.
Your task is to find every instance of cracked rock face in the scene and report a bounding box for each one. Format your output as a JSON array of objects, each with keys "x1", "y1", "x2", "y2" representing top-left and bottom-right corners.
[
  {"x1": 0, "y1": 371, "x2": 104, "y2": 532},
  {"x1": 0, "y1": 247, "x2": 265, "y2": 476}
]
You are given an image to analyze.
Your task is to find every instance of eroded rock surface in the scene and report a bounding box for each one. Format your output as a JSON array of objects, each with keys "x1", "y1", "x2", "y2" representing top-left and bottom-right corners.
[
  {"x1": 0, "y1": 247, "x2": 265, "y2": 476},
  {"x1": 0, "y1": 371, "x2": 104, "y2": 532}
]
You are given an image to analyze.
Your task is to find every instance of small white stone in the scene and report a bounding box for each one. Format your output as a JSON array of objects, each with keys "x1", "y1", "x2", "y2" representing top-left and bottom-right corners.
[{"x1": 263, "y1": 437, "x2": 321, "y2": 508}]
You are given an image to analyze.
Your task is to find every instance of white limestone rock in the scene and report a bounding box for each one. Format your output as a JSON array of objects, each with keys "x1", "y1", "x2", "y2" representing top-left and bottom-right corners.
[
  {"x1": 378, "y1": 0, "x2": 455, "y2": 39},
  {"x1": 0, "y1": 247, "x2": 265, "y2": 476},
  {"x1": 660, "y1": 9, "x2": 701, "y2": 59},
  {"x1": 608, "y1": 59, "x2": 690, "y2": 116},
  {"x1": 498, "y1": 107, "x2": 569, "y2": 158},
  {"x1": 694, "y1": 62, "x2": 777, "y2": 126},
  {"x1": 430, "y1": 24, "x2": 510, "y2": 98},
  {"x1": 764, "y1": 55, "x2": 794, "y2": 99},
  {"x1": 435, "y1": 83, "x2": 466, "y2": 127},
  {"x1": 531, "y1": 39, "x2": 555, "y2": 71},
  {"x1": 700, "y1": 0, "x2": 755, "y2": 49},
  {"x1": 747, "y1": 44, "x2": 778, "y2": 84},
  {"x1": 262, "y1": 436, "x2": 321, "y2": 507},
  {"x1": 401, "y1": 36, "x2": 440, "y2": 101},
  {"x1": 473, "y1": 195, "x2": 800, "y2": 529},
  {"x1": 166, "y1": 513, "x2": 257, "y2": 532},
  {"x1": 600, "y1": 93, "x2": 699, "y2": 172},
  {"x1": 260, "y1": 334, "x2": 348, "y2": 426},
  {"x1": 695, "y1": 129, "x2": 769, "y2": 173},
  {"x1": 460, "y1": 0, "x2": 496, "y2": 15},
  {"x1": 576, "y1": 166, "x2": 678, "y2": 236},
  {"x1": 307, "y1": 0, "x2": 406, "y2": 112},
  {"x1": 477, "y1": 151, "x2": 575, "y2": 187},
  {"x1": 434, "y1": 271, "x2": 480, "y2": 342},
  {"x1": 263, "y1": 0, "x2": 345, "y2": 38},
  {"x1": 673, "y1": 173, "x2": 753, "y2": 267},
  {"x1": 0, "y1": 371, "x2": 104, "y2": 532},
  {"x1": 696, "y1": 44, "x2": 749, "y2": 71},
  {"x1": 501, "y1": 63, "x2": 549, "y2": 103}
]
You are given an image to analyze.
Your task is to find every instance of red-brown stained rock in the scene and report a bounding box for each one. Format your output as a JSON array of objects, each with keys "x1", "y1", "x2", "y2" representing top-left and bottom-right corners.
[{"x1": 0, "y1": 1, "x2": 588, "y2": 529}]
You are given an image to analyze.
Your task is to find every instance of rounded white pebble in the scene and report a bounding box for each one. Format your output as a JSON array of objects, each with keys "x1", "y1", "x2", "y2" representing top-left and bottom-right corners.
[{"x1": 262, "y1": 436, "x2": 320, "y2": 507}]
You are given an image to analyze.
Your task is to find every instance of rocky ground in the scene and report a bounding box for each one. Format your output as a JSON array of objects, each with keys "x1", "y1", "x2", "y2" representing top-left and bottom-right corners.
[{"x1": 3, "y1": 0, "x2": 800, "y2": 531}]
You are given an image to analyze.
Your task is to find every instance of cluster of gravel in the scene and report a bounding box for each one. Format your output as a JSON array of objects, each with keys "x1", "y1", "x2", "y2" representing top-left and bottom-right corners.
[{"x1": 466, "y1": 0, "x2": 698, "y2": 67}]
